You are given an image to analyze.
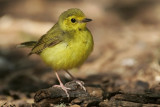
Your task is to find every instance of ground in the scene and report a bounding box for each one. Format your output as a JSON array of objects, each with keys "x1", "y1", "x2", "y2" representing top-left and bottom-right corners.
[{"x1": 0, "y1": 0, "x2": 160, "y2": 107}]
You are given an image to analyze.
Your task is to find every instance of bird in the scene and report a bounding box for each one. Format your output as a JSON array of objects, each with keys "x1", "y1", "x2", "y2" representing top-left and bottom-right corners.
[{"x1": 18, "y1": 8, "x2": 94, "y2": 97}]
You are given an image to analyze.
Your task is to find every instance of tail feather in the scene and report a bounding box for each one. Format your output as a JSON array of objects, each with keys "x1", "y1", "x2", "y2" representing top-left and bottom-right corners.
[{"x1": 17, "y1": 41, "x2": 37, "y2": 48}]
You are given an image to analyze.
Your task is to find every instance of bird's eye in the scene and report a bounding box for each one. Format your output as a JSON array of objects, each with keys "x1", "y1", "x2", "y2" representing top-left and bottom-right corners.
[{"x1": 71, "y1": 18, "x2": 76, "y2": 23}]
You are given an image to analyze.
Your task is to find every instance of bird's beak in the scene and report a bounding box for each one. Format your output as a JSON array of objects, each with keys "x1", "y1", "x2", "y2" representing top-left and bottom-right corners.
[{"x1": 82, "y1": 18, "x2": 92, "y2": 22}]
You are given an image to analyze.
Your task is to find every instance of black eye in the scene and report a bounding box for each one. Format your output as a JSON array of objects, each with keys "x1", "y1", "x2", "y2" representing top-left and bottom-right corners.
[{"x1": 71, "y1": 18, "x2": 76, "y2": 23}]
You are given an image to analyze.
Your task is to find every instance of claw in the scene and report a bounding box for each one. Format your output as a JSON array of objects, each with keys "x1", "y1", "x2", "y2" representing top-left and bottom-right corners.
[
  {"x1": 64, "y1": 70, "x2": 86, "y2": 91},
  {"x1": 53, "y1": 84, "x2": 71, "y2": 98},
  {"x1": 75, "y1": 80, "x2": 86, "y2": 91}
]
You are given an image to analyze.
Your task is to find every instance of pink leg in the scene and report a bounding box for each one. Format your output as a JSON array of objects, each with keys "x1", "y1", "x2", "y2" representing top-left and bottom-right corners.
[
  {"x1": 65, "y1": 70, "x2": 86, "y2": 91},
  {"x1": 53, "y1": 72, "x2": 70, "y2": 97}
]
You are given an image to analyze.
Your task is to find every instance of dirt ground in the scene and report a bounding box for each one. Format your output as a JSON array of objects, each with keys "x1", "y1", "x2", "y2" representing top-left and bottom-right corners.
[{"x1": 1, "y1": 0, "x2": 160, "y2": 107}]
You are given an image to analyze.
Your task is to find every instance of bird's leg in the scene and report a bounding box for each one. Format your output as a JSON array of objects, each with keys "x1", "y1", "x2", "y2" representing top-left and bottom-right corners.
[
  {"x1": 65, "y1": 70, "x2": 86, "y2": 91},
  {"x1": 53, "y1": 71, "x2": 70, "y2": 97}
]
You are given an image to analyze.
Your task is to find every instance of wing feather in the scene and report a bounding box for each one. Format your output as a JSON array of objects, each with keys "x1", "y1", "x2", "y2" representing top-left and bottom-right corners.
[{"x1": 29, "y1": 24, "x2": 64, "y2": 55}]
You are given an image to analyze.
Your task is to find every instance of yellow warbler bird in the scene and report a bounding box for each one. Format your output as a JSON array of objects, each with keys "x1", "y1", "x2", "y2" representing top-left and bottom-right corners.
[{"x1": 19, "y1": 8, "x2": 94, "y2": 97}]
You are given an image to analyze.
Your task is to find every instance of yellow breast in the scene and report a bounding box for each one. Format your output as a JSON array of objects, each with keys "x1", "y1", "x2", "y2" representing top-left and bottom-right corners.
[{"x1": 40, "y1": 30, "x2": 93, "y2": 70}]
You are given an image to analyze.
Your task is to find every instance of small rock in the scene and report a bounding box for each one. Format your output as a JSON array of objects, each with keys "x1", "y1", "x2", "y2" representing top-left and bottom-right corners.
[
  {"x1": 71, "y1": 98, "x2": 82, "y2": 105},
  {"x1": 135, "y1": 80, "x2": 149, "y2": 91},
  {"x1": 70, "y1": 104, "x2": 80, "y2": 107},
  {"x1": 99, "y1": 99, "x2": 109, "y2": 107},
  {"x1": 86, "y1": 87, "x2": 103, "y2": 99}
]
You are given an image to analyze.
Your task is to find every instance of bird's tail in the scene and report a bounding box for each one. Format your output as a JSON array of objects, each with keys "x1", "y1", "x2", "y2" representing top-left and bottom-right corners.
[{"x1": 17, "y1": 41, "x2": 37, "y2": 48}]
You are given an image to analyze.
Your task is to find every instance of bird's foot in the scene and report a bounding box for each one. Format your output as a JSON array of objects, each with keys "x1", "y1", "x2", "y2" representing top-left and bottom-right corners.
[
  {"x1": 53, "y1": 84, "x2": 71, "y2": 98},
  {"x1": 75, "y1": 80, "x2": 86, "y2": 91}
]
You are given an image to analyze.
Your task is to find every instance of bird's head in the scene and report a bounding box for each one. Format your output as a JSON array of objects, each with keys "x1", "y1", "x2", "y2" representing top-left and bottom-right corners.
[{"x1": 58, "y1": 8, "x2": 92, "y2": 32}]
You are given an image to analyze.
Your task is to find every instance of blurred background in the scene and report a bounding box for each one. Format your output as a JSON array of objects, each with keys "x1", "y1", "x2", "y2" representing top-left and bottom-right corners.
[{"x1": 1, "y1": 0, "x2": 160, "y2": 105}]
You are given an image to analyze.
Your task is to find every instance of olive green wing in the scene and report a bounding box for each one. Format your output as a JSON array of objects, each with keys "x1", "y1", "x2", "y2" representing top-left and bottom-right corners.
[{"x1": 29, "y1": 29, "x2": 63, "y2": 55}]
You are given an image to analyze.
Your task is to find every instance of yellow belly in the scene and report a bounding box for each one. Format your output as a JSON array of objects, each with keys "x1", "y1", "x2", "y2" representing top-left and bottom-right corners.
[{"x1": 40, "y1": 31, "x2": 93, "y2": 70}]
